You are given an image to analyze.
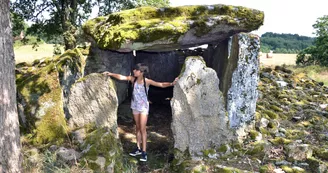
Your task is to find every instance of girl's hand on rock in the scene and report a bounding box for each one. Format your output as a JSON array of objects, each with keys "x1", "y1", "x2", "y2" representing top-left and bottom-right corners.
[
  {"x1": 172, "y1": 77, "x2": 179, "y2": 86},
  {"x1": 102, "y1": 71, "x2": 112, "y2": 76}
]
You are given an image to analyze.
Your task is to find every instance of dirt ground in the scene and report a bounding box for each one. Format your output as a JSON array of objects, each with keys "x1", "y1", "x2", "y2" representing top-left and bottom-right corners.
[{"x1": 117, "y1": 99, "x2": 174, "y2": 172}]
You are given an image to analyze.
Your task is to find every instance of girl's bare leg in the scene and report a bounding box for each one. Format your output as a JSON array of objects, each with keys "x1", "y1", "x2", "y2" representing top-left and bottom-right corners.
[
  {"x1": 139, "y1": 113, "x2": 148, "y2": 152},
  {"x1": 133, "y1": 113, "x2": 142, "y2": 149}
]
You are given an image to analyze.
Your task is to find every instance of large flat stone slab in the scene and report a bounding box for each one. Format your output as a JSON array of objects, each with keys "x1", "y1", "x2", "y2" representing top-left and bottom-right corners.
[{"x1": 83, "y1": 5, "x2": 264, "y2": 52}]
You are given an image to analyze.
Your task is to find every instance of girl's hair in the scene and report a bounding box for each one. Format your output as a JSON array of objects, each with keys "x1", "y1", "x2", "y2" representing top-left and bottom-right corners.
[{"x1": 132, "y1": 63, "x2": 149, "y2": 101}]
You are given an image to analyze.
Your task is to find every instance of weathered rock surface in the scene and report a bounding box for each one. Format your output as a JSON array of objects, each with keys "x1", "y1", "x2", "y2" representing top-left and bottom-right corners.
[
  {"x1": 226, "y1": 34, "x2": 260, "y2": 129},
  {"x1": 171, "y1": 56, "x2": 232, "y2": 155},
  {"x1": 57, "y1": 49, "x2": 86, "y2": 119},
  {"x1": 80, "y1": 128, "x2": 130, "y2": 172},
  {"x1": 84, "y1": 47, "x2": 133, "y2": 104},
  {"x1": 67, "y1": 73, "x2": 118, "y2": 135},
  {"x1": 83, "y1": 5, "x2": 264, "y2": 52},
  {"x1": 72, "y1": 128, "x2": 87, "y2": 144},
  {"x1": 206, "y1": 33, "x2": 260, "y2": 135},
  {"x1": 56, "y1": 147, "x2": 82, "y2": 163},
  {"x1": 16, "y1": 55, "x2": 69, "y2": 144},
  {"x1": 286, "y1": 143, "x2": 312, "y2": 161}
]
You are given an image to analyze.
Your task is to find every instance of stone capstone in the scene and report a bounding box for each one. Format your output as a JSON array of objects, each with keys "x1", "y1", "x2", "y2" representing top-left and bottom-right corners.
[
  {"x1": 67, "y1": 73, "x2": 118, "y2": 135},
  {"x1": 171, "y1": 56, "x2": 233, "y2": 155},
  {"x1": 83, "y1": 5, "x2": 264, "y2": 52}
]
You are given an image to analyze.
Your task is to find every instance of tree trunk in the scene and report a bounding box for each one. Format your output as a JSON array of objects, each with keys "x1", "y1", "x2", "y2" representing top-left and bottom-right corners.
[
  {"x1": 0, "y1": 1, "x2": 22, "y2": 172},
  {"x1": 62, "y1": 0, "x2": 76, "y2": 50}
]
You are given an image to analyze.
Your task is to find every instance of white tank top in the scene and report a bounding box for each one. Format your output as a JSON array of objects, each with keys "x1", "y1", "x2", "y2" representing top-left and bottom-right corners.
[{"x1": 131, "y1": 82, "x2": 149, "y2": 112}]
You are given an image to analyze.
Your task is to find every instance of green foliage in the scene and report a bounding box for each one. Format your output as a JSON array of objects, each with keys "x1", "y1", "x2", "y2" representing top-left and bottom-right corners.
[
  {"x1": 11, "y1": 0, "x2": 171, "y2": 49},
  {"x1": 10, "y1": 11, "x2": 27, "y2": 37},
  {"x1": 53, "y1": 44, "x2": 62, "y2": 56},
  {"x1": 134, "y1": 0, "x2": 170, "y2": 8},
  {"x1": 260, "y1": 32, "x2": 314, "y2": 54},
  {"x1": 297, "y1": 15, "x2": 328, "y2": 66},
  {"x1": 98, "y1": 0, "x2": 170, "y2": 16}
]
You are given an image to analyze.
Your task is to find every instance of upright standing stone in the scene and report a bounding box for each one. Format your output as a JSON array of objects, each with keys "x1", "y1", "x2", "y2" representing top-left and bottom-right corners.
[
  {"x1": 67, "y1": 73, "x2": 118, "y2": 136},
  {"x1": 226, "y1": 33, "x2": 260, "y2": 129},
  {"x1": 171, "y1": 56, "x2": 233, "y2": 155},
  {"x1": 84, "y1": 47, "x2": 133, "y2": 104}
]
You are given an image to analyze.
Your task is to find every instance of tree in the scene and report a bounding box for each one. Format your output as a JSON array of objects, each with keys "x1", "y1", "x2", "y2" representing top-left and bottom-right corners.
[
  {"x1": 97, "y1": 0, "x2": 170, "y2": 16},
  {"x1": 260, "y1": 32, "x2": 314, "y2": 53},
  {"x1": 0, "y1": 0, "x2": 22, "y2": 172},
  {"x1": 10, "y1": 11, "x2": 27, "y2": 38},
  {"x1": 11, "y1": 0, "x2": 171, "y2": 50},
  {"x1": 11, "y1": 0, "x2": 95, "y2": 50},
  {"x1": 297, "y1": 15, "x2": 328, "y2": 66}
]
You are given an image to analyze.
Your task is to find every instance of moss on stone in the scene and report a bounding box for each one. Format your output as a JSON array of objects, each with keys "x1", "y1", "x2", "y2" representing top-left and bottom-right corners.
[
  {"x1": 306, "y1": 157, "x2": 328, "y2": 172},
  {"x1": 259, "y1": 127, "x2": 270, "y2": 136},
  {"x1": 80, "y1": 127, "x2": 130, "y2": 172},
  {"x1": 285, "y1": 129, "x2": 306, "y2": 140},
  {"x1": 16, "y1": 61, "x2": 68, "y2": 145},
  {"x1": 314, "y1": 148, "x2": 328, "y2": 160},
  {"x1": 281, "y1": 166, "x2": 294, "y2": 173},
  {"x1": 250, "y1": 130, "x2": 260, "y2": 140},
  {"x1": 269, "y1": 137, "x2": 292, "y2": 145},
  {"x1": 218, "y1": 144, "x2": 229, "y2": 153},
  {"x1": 245, "y1": 141, "x2": 265, "y2": 157},
  {"x1": 83, "y1": 5, "x2": 264, "y2": 50},
  {"x1": 259, "y1": 164, "x2": 275, "y2": 173},
  {"x1": 270, "y1": 105, "x2": 283, "y2": 112},
  {"x1": 56, "y1": 48, "x2": 86, "y2": 76},
  {"x1": 264, "y1": 110, "x2": 279, "y2": 119},
  {"x1": 170, "y1": 148, "x2": 192, "y2": 172},
  {"x1": 202, "y1": 148, "x2": 216, "y2": 157},
  {"x1": 15, "y1": 48, "x2": 87, "y2": 145},
  {"x1": 215, "y1": 167, "x2": 242, "y2": 173}
]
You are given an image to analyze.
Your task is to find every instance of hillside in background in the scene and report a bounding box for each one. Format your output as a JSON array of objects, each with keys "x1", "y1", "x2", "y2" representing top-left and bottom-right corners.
[{"x1": 260, "y1": 32, "x2": 315, "y2": 54}]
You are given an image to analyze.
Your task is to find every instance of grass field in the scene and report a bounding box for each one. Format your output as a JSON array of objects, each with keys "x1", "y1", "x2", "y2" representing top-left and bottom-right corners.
[
  {"x1": 14, "y1": 44, "x2": 64, "y2": 64},
  {"x1": 259, "y1": 53, "x2": 297, "y2": 66}
]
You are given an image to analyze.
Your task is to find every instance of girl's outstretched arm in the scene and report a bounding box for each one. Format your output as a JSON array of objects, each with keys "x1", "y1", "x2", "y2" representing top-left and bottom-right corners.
[
  {"x1": 102, "y1": 71, "x2": 134, "y2": 82},
  {"x1": 146, "y1": 77, "x2": 178, "y2": 88}
]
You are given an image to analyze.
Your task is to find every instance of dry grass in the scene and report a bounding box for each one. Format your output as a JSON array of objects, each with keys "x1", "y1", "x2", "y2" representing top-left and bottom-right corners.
[
  {"x1": 14, "y1": 44, "x2": 64, "y2": 64},
  {"x1": 259, "y1": 53, "x2": 328, "y2": 86},
  {"x1": 259, "y1": 53, "x2": 297, "y2": 66}
]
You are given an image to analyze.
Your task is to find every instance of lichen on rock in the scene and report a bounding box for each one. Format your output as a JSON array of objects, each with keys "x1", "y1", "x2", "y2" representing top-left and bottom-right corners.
[
  {"x1": 80, "y1": 127, "x2": 136, "y2": 172},
  {"x1": 171, "y1": 56, "x2": 233, "y2": 156},
  {"x1": 83, "y1": 5, "x2": 264, "y2": 51}
]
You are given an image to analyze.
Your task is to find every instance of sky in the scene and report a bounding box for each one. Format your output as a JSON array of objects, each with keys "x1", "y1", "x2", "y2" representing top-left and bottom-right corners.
[{"x1": 169, "y1": 0, "x2": 328, "y2": 37}]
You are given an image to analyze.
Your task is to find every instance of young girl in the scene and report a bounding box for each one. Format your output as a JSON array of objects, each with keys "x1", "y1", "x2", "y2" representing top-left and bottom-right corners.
[{"x1": 103, "y1": 63, "x2": 178, "y2": 162}]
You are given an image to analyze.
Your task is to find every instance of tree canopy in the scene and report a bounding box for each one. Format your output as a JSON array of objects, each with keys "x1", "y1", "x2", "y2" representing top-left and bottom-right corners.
[
  {"x1": 297, "y1": 15, "x2": 328, "y2": 66},
  {"x1": 260, "y1": 32, "x2": 314, "y2": 54},
  {"x1": 10, "y1": 0, "x2": 170, "y2": 50}
]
